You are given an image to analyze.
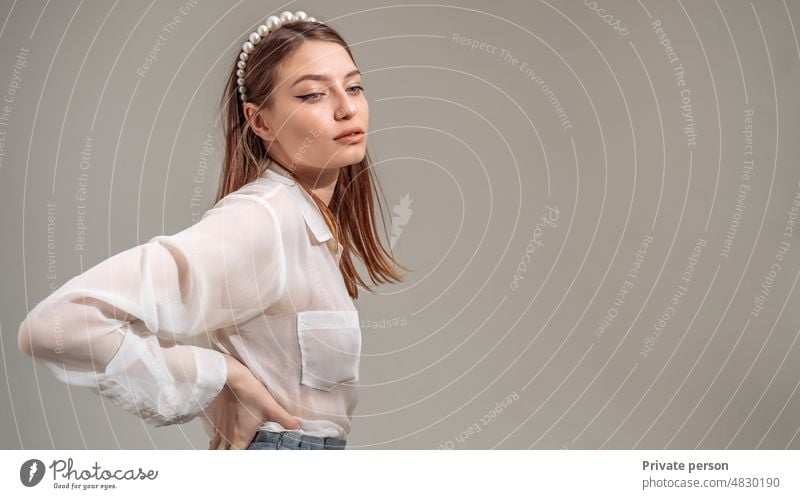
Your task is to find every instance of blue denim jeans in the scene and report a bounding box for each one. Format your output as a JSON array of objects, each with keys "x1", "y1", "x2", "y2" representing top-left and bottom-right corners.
[{"x1": 247, "y1": 430, "x2": 347, "y2": 450}]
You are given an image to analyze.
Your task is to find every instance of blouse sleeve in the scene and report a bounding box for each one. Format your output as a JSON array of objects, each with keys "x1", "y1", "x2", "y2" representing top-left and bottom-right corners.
[{"x1": 17, "y1": 194, "x2": 286, "y2": 427}]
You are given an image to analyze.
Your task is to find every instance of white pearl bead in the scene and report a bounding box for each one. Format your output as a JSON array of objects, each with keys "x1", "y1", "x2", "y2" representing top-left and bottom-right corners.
[
  {"x1": 308, "y1": 17, "x2": 316, "y2": 22},
  {"x1": 242, "y1": 41, "x2": 254, "y2": 53},
  {"x1": 239, "y1": 52, "x2": 248, "y2": 61},
  {"x1": 238, "y1": 85, "x2": 246, "y2": 94},
  {"x1": 257, "y1": 24, "x2": 269, "y2": 36},
  {"x1": 279, "y1": 11, "x2": 294, "y2": 23},
  {"x1": 266, "y1": 16, "x2": 281, "y2": 30},
  {"x1": 236, "y1": 69, "x2": 244, "y2": 77},
  {"x1": 249, "y1": 32, "x2": 261, "y2": 44},
  {"x1": 294, "y1": 11, "x2": 307, "y2": 21},
  {"x1": 237, "y1": 60, "x2": 246, "y2": 69},
  {"x1": 237, "y1": 77, "x2": 244, "y2": 86}
]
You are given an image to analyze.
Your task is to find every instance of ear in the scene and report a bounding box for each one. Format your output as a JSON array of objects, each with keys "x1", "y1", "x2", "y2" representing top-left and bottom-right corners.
[{"x1": 243, "y1": 103, "x2": 276, "y2": 142}]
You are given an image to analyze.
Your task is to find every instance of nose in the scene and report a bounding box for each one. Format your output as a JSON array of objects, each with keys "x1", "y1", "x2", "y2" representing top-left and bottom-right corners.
[
  {"x1": 335, "y1": 104, "x2": 355, "y2": 120},
  {"x1": 334, "y1": 90, "x2": 356, "y2": 120}
]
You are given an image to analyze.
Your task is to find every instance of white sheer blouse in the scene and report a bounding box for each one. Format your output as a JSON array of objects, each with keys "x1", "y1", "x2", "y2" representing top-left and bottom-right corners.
[{"x1": 17, "y1": 161, "x2": 361, "y2": 440}]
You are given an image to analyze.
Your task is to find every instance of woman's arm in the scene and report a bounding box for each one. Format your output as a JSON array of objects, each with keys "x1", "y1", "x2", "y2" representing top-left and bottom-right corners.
[{"x1": 17, "y1": 194, "x2": 287, "y2": 427}]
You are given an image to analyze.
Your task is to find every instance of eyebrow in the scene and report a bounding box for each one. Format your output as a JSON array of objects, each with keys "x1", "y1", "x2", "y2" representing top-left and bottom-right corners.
[{"x1": 291, "y1": 69, "x2": 362, "y2": 88}]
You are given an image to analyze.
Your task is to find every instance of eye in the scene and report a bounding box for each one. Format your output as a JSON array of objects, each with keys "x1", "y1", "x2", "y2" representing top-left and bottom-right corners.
[
  {"x1": 297, "y1": 85, "x2": 365, "y2": 103},
  {"x1": 297, "y1": 92, "x2": 324, "y2": 102}
]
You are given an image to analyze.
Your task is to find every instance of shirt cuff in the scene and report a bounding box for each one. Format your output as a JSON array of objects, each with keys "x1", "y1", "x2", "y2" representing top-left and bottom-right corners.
[{"x1": 191, "y1": 345, "x2": 228, "y2": 414}]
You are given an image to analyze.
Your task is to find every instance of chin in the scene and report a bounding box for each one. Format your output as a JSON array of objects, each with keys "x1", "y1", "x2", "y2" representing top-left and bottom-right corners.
[{"x1": 331, "y1": 148, "x2": 366, "y2": 167}]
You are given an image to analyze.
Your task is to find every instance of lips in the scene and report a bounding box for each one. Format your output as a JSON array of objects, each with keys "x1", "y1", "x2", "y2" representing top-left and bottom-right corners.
[{"x1": 333, "y1": 127, "x2": 364, "y2": 140}]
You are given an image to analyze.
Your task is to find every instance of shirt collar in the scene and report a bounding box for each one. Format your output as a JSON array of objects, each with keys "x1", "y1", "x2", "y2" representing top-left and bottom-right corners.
[{"x1": 260, "y1": 160, "x2": 334, "y2": 245}]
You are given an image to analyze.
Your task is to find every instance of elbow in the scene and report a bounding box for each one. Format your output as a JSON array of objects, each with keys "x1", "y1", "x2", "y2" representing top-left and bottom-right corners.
[
  {"x1": 18, "y1": 316, "x2": 41, "y2": 358},
  {"x1": 17, "y1": 319, "x2": 34, "y2": 358},
  {"x1": 17, "y1": 304, "x2": 62, "y2": 360}
]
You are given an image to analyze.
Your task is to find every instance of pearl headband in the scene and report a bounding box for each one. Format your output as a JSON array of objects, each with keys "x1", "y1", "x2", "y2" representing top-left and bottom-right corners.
[{"x1": 237, "y1": 10, "x2": 320, "y2": 103}]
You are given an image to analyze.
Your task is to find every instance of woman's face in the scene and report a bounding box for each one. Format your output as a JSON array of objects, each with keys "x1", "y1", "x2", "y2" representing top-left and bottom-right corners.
[{"x1": 248, "y1": 40, "x2": 369, "y2": 177}]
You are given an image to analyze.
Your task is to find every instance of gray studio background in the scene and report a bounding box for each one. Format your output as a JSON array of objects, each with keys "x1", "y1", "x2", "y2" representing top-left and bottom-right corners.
[{"x1": 2, "y1": 0, "x2": 800, "y2": 449}]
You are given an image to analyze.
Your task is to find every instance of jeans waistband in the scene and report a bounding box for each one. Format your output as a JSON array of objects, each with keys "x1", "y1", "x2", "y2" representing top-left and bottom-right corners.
[{"x1": 250, "y1": 430, "x2": 347, "y2": 450}]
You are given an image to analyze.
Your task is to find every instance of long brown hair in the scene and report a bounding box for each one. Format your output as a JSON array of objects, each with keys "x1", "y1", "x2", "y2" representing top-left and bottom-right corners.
[{"x1": 215, "y1": 20, "x2": 408, "y2": 300}]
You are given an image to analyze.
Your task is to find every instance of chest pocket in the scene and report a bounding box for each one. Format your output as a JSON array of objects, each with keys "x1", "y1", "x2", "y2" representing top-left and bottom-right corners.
[{"x1": 296, "y1": 310, "x2": 361, "y2": 391}]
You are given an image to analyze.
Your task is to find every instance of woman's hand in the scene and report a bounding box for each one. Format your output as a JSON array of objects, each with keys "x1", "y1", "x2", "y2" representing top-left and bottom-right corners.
[{"x1": 208, "y1": 354, "x2": 302, "y2": 450}]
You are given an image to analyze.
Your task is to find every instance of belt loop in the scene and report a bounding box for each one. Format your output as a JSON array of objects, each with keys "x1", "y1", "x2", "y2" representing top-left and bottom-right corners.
[{"x1": 276, "y1": 432, "x2": 285, "y2": 448}]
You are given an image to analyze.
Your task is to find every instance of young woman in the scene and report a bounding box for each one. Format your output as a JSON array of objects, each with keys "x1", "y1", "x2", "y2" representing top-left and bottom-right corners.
[{"x1": 17, "y1": 11, "x2": 407, "y2": 450}]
